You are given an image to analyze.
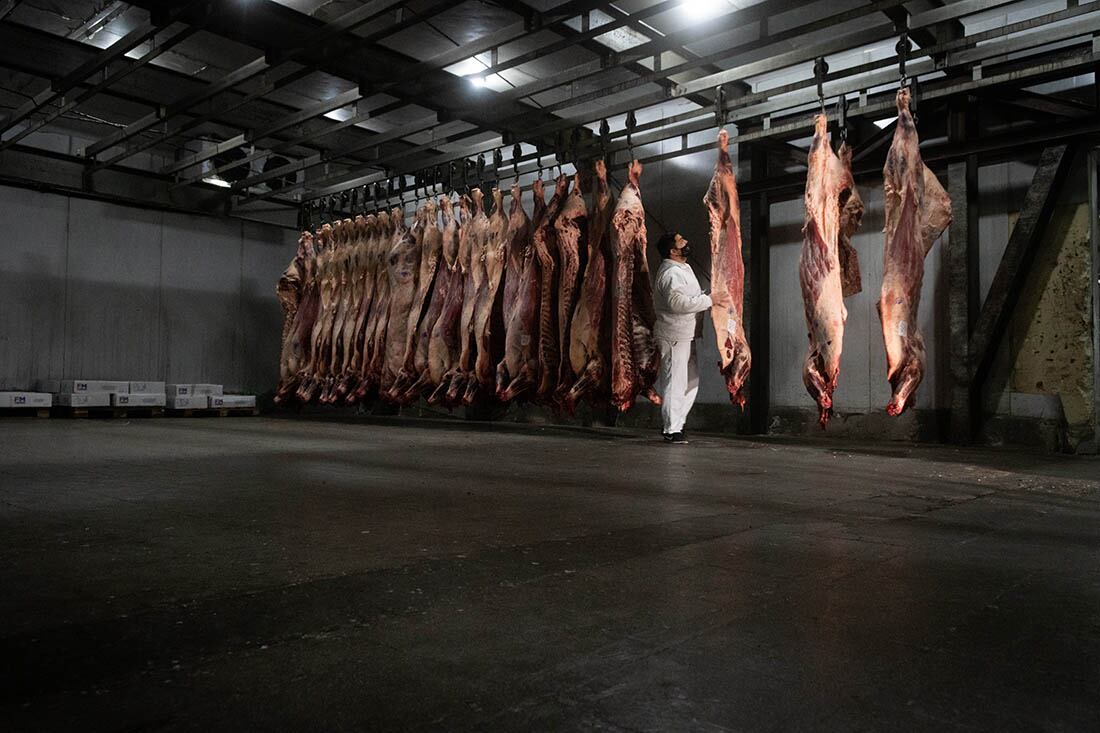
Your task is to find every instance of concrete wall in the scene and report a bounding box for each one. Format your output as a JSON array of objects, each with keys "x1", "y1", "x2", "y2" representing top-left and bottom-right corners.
[{"x1": 0, "y1": 184, "x2": 295, "y2": 393}]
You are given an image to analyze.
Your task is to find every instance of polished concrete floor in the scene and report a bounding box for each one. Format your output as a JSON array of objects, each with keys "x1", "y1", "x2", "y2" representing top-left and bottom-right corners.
[{"x1": 1, "y1": 416, "x2": 1098, "y2": 732}]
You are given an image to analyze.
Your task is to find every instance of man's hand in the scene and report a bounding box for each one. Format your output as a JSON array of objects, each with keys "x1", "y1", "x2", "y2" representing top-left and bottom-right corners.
[{"x1": 710, "y1": 289, "x2": 733, "y2": 309}]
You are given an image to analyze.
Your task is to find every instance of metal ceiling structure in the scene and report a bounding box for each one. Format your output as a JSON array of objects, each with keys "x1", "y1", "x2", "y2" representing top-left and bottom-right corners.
[{"x1": 0, "y1": 0, "x2": 1097, "y2": 227}]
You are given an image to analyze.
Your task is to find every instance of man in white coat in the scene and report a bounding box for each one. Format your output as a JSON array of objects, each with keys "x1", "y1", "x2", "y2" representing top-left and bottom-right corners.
[{"x1": 653, "y1": 232, "x2": 727, "y2": 443}]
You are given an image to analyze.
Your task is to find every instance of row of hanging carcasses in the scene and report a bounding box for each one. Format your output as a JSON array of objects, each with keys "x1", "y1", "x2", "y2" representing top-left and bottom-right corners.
[{"x1": 274, "y1": 159, "x2": 663, "y2": 413}]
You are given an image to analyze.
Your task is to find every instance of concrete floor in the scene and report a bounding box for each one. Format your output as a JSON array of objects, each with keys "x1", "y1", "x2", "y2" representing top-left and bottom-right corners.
[{"x1": 1, "y1": 417, "x2": 1098, "y2": 732}]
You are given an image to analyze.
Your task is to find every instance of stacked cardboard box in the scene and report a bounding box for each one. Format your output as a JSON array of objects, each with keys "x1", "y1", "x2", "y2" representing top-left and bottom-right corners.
[{"x1": 0, "y1": 392, "x2": 52, "y2": 408}]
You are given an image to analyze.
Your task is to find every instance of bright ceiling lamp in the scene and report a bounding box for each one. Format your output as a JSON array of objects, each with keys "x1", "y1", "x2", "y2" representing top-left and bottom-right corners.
[
  {"x1": 203, "y1": 175, "x2": 232, "y2": 188},
  {"x1": 469, "y1": 75, "x2": 489, "y2": 88},
  {"x1": 681, "y1": 0, "x2": 734, "y2": 21}
]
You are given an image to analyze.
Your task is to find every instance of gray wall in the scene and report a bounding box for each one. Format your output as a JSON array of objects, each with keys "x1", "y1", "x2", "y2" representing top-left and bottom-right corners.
[{"x1": 0, "y1": 184, "x2": 296, "y2": 393}]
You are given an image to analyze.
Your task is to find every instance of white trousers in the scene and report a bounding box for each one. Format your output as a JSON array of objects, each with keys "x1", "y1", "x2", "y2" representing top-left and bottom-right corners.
[{"x1": 657, "y1": 337, "x2": 699, "y2": 434}]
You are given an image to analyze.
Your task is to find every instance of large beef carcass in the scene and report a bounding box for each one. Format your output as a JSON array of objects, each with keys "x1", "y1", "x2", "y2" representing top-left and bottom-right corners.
[
  {"x1": 466, "y1": 187, "x2": 510, "y2": 404},
  {"x1": 389, "y1": 201, "x2": 442, "y2": 401},
  {"x1": 355, "y1": 209, "x2": 397, "y2": 399},
  {"x1": 331, "y1": 216, "x2": 371, "y2": 400},
  {"x1": 562, "y1": 160, "x2": 614, "y2": 411},
  {"x1": 427, "y1": 196, "x2": 468, "y2": 405},
  {"x1": 879, "y1": 87, "x2": 951, "y2": 416},
  {"x1": 297, "y1": 223, "x2": 337, "y2": 401},
  {"x1": 534, "y1": 174, "x2": 570, "y2": 402},
  {"x1": 401, "y1": 197, "x2": 460, "y2": 403},
  {"x1": 443, "y1": 191, "x2": 488, "y2": 404},
  {"x1": 799, "y1": 114, "x2": 860, "y2": 427},
  {"x1": 495, "y1": 181, "x2": 539, "y2": 401},
  {"x1": 380, "y1": 208, "x2": 421, "y2": 396},
  {"x1": 275, "y1": 231, "x2": 315, "y2": 403},
  {"x1": 705, "y1": 129, "x2": 752, "y2": 409},
  {"x1": 342, "y1": 214, "x2": 379, "y2": 403},
  {"x1": 320, "y1": 219, "x2": 361, "y2": 403},
  {"x1": 553, "y1": 172, "x2": 588, "y2": 402},
  {"x1": 610, "y1": 160, "x2": 661, "y2": 411}
]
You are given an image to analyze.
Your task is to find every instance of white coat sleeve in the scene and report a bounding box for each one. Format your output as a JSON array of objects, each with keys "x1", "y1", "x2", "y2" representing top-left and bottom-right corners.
[{"x1": 660, "y1": 269, "x2": 712, "y2": 314}]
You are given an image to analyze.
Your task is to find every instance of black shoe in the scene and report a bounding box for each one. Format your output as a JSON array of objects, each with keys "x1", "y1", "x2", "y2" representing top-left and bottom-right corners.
[
  {"x1": 662, "y1": 432, "x2": 673, "y2": 442},
  {"x1": 668, "y1": 432, "x2": 688, "y2": 444}
]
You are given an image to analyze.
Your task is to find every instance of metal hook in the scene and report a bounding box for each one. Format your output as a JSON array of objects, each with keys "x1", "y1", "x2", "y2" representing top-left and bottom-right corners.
[
  {"x1": 896, "y1": 33, "x2": 911, "y2": 87},
  {"x1": 512, "y1": 143, "x2": 521, "y2": 182},
  {"x1": 625, "y1": 109, "x2": 637, "y2": 159},
  {"x1": 813, "y1": 57, "x2": 829, "y2": 115}
]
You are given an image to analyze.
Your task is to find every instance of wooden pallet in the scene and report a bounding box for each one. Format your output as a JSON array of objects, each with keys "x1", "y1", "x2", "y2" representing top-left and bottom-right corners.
[
  {"x1": 53, "y1": 406, "x2": 165, "y2": 419},
  {"x1": 0, "y1": 407, "x2": 51, "y2": 418}
]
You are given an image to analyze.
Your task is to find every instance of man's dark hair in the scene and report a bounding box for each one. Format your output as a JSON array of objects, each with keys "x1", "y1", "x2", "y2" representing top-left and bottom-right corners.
[{"x1": 656, "y1": 232, "x2": 678, "y2": 259}]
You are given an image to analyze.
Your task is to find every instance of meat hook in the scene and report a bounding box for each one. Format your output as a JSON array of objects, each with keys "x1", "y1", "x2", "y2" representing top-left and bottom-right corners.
[
  {"x1": 512, "y1": 143, "x2": 522, "y2": 183},
  {"x1": 813, "y1": 57, "x2": 829, "y2": 115}
]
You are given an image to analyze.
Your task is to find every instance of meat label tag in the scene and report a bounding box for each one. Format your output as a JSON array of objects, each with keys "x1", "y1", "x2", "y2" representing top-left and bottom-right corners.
[
  {"x1": 897, "y1": 320, "x2": 908, "y2": 337},
  {"x1": 726, "y1": 317, "x2": 737, "y2": 335},
  {"x1": 520, "y1": 335, "x2": 531, "y2": 346}
]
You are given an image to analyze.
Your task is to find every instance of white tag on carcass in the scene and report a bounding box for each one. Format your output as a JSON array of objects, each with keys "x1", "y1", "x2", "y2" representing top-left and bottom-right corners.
[
  {"x1": 726, "y1": 317, "x2": 737, "y2": 335},
  {"x1": 897, "y1": 320, "x2": 908, "y2": 337},
  {"x1": 520, "y1": 334, "x2": 531, "y2": 346}
]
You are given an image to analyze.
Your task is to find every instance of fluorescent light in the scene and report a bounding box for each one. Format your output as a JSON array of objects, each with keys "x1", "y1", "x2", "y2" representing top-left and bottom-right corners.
[
  {"x1": 203, "y1": 175, "x2": 232, "y2": 188},
  {"x1": 469, "y1": 75, "x2": 488, "y2": 88},
  {"x1": 681, "y1": 0, "x2": 733, "y2": 21},
  {"x1": 873, "y1": 116, "x2": 898, "y2": 129}
]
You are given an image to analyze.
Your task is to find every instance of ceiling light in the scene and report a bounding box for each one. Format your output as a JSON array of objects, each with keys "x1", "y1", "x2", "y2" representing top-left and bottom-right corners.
[
  {"x1": 469, "y1": 75, "x2": 488, "y2": 89},
  {"x1": 681, "y1": 0, "x2": 730, "y2": 21},
  {"x1": 203, "y1": 175, "x2": 232, "y2": 188}
]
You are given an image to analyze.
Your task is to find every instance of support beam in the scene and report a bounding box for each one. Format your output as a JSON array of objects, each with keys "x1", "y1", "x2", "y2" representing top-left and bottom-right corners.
[
  {"x1": 1089, "y1": 148, "x2": 1100, "y2": 451},
  {"x1": 947, "y1": 98, "x2": 980, "y2": 444},
  {"x1": 741, "y1": 142, "x2": 770, "y2": 435},
  {"x1": 969, "y1": 144, "x2": 1077, "y2": 403}
]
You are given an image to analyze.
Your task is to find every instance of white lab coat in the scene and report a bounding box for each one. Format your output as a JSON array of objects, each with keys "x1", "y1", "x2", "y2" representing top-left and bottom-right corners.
[{"x1": 653, "y1": 258, "x2": 711, "y2": 434}]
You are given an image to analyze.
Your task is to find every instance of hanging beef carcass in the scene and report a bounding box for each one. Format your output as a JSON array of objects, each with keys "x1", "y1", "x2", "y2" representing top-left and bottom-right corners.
[
  {"x1": 553, "y1": 172, "x2": 588, "y2": 403},
  {"x1": 401, "y1": 197, "x2": 461, "y2": 403},
  {"x1": 330, "y1": 216, "x2": 370, "y2": 401},
  {"x1": 800, "y1": 114, "x2": 860, "y2": 427},
  {"x1": 534, "y1": 174, "x2": 570, "y2": 402},
  {"x1": 466, "y1": 187, "x2": 510, "y2": 405},
  {"x1": 342, "y1": 214, "x2": 380, "y2": 403},
  {"x1": 296, "y1": 222, "x2": 337, "y2": 401},
  {"x1": 495, "y1": 181, "x2": 540, "y2": 402},
  {"x1": 443, "y1": 191, "x2": 489, "y2": 404},
  {"x1": 704, "y1": 129, "x2": 752, "y2": 409},
  {"x1": 389, "y1": 201, "x2": 442, "y2": 401},
  {"x1": 354, "y1": 209, "x2": 397, "y2": 399},
  {"x1": 838, "y1": 142, "x2": 865, "y2": 298},
  {"x1": 380, "y1": 207, "x2": 421, "y2": 396},
  {"x1": 562, "y1": 160, "x2": 614, "y2": 411},
  {"x1": 610, "y1": 160, "x2": 661, "y2": 411},
  {"x1": 879, "y1": 87, "x2": 951, "y2": 416},
  {"x1": 320, "y1": 219, "x2": 360, "y2": 403},
  {"x1": 426, "y1": 192, "x2": 470, "y2": 405},
  {"x1": 275, "y1": 231, "x2": 316, "y2": 403}
]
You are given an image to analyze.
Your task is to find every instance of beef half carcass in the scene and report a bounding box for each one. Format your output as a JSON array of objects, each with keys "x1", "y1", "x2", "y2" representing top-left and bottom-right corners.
[
  {"x1": 390, "y1": 201, "x2": 442, "y2": 401},
  {"x1": 704, "y1": 129, "x2": 751, "y2": 409},
  {"x1": 442, "y1": 191, "x2": 488, "y2": 405},
  {"x1": 534, "y1": 174, "x2": 569, "y2": 402},
  {"x1": 297, "y1": 223, "x2": 336, "y2": 401},
  {"x1": 553, "y1": 172, "x2": 588, "y2": 402},
  {"x1": 466, "y1": 187, "x2": 510, "y2": 405},
  {"x1": 380, "y1": 208, "x2": 421, "y2": 396},
  {"x1": 275, "y1": 231, "x2": 315, "y2": 403},
  {"x1": 426, "y1": 197, "x2": 468, "y2": 405},
  {"x1": 562, "y1": 160, "x2": 614, "y2": 411},
  {"x1": 495, "y1": 182, "x2": 539, "y2": 402},
  {"x1": 610, "y1": 160, "x2": 661, "y2": 411},
  {"x1": 343, "y1": 214, "x2": 379, "y2": 404},
  {"x1": 799, "y1": 114, "x2": 857, "y2": 427},
  {"x1": 276, "y1": 232, "x2": 307, "y2": 382},
  {"x1": 879, "y1": 87, "x2": 951, "y2": 415}
]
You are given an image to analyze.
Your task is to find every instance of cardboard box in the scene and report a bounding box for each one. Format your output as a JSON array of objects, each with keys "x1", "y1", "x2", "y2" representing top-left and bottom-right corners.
[
  {"x1": 129, "y1": 381, "x2": 165, "y2": 394},
  {"x1": 112, "y1": 393, "x2": 166, "y2": 407},
  {"x1": 209, "y1": 395, "x2": 256, "y2": 409},
  {"x1": 0, "y1": 392, "x2": 52, "y2": 408},
  {"x1": 191, "y1": 384, "x2": 224, "y2": 396},
  {"x1": 166, "y1": 384, "x2": 192, "y2": 397},
  {"x1": 59, "y1": 380, "x2": 129, "y2": 394},
  {"x1": 166, "y1": 395, "x2": 207, "y2": 409},
  {"x1": 55, "y1": 392, "x2": 111, "y2": 407}
]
